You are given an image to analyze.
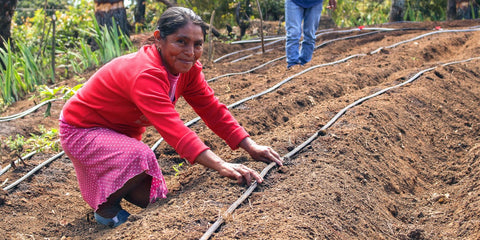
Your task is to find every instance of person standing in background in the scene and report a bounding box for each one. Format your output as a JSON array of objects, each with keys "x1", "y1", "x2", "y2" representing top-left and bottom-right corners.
[{"x1": 285, "y1": 0, "x2": 337, "y2": 69}]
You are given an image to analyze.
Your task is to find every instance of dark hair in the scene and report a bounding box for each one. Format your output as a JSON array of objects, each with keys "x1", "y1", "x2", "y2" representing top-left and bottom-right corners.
[{"x1": 156, "y1": 7, "x2": 206, "y2": 39}]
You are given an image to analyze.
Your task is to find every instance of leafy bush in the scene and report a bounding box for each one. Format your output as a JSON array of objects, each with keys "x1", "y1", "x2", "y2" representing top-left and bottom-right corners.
[
  {"x1": 4, "y1": 125, "x2": 59, "y2": 156},
  {"x1": 1, "y1": 1, "x2": 132, "y2": 108}
]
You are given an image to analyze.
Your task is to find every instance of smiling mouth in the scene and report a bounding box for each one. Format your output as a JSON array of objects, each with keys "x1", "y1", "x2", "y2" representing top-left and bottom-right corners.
[{"x1": 179, "y1": 59, "x2": 194, "y2": 64}]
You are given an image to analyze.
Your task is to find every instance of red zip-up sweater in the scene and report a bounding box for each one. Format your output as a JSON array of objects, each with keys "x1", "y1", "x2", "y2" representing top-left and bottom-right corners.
[{"x1": 62, "y1": 44, "x2": 249, "y2": 164}]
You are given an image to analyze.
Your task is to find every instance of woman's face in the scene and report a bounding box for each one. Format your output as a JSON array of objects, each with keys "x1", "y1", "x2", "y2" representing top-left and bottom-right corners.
[{"x1": 155, "y1": 21, "x2": 204, "y2": 75}]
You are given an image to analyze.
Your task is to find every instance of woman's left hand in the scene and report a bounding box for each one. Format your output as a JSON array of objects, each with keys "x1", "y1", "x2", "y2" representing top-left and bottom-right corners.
[{"x1": 239, "y1": 137, "x2": 283, "y2": 166}]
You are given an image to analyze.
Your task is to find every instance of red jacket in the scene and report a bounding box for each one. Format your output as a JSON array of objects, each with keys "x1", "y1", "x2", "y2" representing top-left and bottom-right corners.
[{"x1": 62, "y1": 44, "x2": 249, "y2": 164}]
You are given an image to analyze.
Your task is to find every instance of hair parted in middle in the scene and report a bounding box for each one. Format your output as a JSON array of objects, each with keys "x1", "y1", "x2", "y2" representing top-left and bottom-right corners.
[{"x1": 156, "y1": 7, "x2": 207, "y2": 40}]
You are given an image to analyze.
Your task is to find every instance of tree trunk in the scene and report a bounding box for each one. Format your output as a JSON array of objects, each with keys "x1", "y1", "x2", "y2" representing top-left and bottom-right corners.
[
  {"x1": 235, "y1": 0, "x2": 252, "y2": 39},
  {"x1": 94, "y1": 0, "x2": 130, "y2": 36},
  {"x1": 389, "y1": 0, "x2": 406, "y2": 22},
  {"x1": 0, "y1": 0, "x2": 18, "y2": 52},
  {"x1": 447, "y1": 0, "x2": 457, "y2": 20},
  {"x1": 134, "y1": 0, "x2": 146, "y2": 24}
]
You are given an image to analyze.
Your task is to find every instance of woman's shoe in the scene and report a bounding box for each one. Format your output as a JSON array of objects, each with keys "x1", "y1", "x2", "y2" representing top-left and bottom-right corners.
[{"x1": 94, "y1": 209, "x2": 130, "y2": 228}]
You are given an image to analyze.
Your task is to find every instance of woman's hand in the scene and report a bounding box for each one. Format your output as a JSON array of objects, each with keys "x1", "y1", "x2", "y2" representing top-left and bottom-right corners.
[
  {"x1": 217, "y1": 162, "x2": 263, "y2": 186},
  {"x1": 239, "y1": 137, "x2": 283, "y2": 166},
  {"x1": 195, "y1": 150, "x2": 263, "y2": 186}
]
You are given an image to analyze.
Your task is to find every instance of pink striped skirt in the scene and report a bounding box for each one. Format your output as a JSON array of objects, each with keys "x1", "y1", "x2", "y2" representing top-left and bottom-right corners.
[{"x1": 59, "y1": 119, "x2": 168, "y2": 210}]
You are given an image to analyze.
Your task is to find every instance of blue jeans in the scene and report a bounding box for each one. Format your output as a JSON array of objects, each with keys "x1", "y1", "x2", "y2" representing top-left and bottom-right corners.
[{"x1": 285, "y1": 0, "x2": 324, "y2": 67}]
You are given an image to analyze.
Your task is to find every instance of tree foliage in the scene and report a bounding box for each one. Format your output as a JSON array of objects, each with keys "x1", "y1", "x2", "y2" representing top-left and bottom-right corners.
[{"x1": 15, "y1": 0, "x2": 70, "y2": 24}]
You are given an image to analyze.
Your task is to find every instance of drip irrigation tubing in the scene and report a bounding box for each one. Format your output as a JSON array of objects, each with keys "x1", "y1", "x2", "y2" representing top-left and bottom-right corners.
[
  {"x1": 149, "y1": 54, "x2": 363, "y2": 152},
  {"x1": 215, "y1": 29, "x2": 335, "y2": 63},
  {"x1": 206, "y1": 26, "x2": 435, "y2": 83},
  {"x1": 199, "y1": 56, "x2": 480, "y2": 240},
  {"x1": 218, "y1": 27, "x2": 388, "y2": 64},
  {"x1": 153, "y1": 26, "x2": 480, "y2": 155},
  {"x1": 206, "y1": 29, "x2": 382, "y2": 83},
  {"x1": 371, "y1": 28, "x2": 480, "y2": 54},
  {"x1": 0, "y1": 151, "x2": 37, "y2": 177},
  {"x1": 213, "y1": 39, "x2": 283, "y2": 63},
  {"x1": 230, "y1": 48, "x2": 275, "y2": 63},
  {"x1": 228, "y1": 28, "x2": 333, "y2": 45},
  {"x1": 215, "y1": 28, "x2": 341, "y2": 63},
  {"x1": 37, "y1": 26, "x2": 480, "y2": 193},
  {"x1": 2, "y1": 151, "x2": 65, "y2": 191},
  {"x1": 0, "y1": 99, "x2": 58, "y2": 122}
]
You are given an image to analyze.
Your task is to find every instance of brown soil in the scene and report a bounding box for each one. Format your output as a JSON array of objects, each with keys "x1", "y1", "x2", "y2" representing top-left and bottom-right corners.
[{"x1": 1, "y1": 19, "x2": 480, "y2": 240}]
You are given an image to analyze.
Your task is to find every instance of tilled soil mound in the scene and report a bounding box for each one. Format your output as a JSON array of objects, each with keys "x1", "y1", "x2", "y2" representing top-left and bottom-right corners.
[{"x1": 1, "y1": 19, "x2": 480, "y2": 240}]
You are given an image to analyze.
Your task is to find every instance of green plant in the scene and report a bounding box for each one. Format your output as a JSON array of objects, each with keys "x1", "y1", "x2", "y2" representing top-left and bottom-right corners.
[
  {"x1": 60, "y1": 84, "x2": 83, "y2": 101},
  {"x1": 5, "y1": 134, "x2": 27, "y2": 154},
  {"x1": 1, "y1": 1, "x2": 96, "y2": 107},
  {"x1": 4, "y1": 134, "x2": 28, "y2": 168},
  {"x1": 38, "y1": 83, "x2": 83, "y2": 116},
  {"x1": 173, "y1": 162, "x2": 184, "y2": 177},
  {"x1": 328, "y1": 0, "x2": 391, "y2": 27},
  {"x1": 91, "y1": 19, "x2": 134, "y2": 64},
  {"x1": 0, "y1": 39, "x2": 45, "y2": 106},
  {"x1": 3, "y1": 126, "x2": 59, "y2": 156},
  {"x1": 26, "y1": 126, "x2": 60, "y2": 152},
  {"x1": 77, "y1": 38, "x2": 100, "y2": 70},
  {"x1": 0, "y1": 40, "x2": 19, "y2": 105}
]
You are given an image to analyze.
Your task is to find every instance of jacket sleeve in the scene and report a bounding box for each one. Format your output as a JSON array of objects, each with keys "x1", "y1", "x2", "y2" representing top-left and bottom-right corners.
[
  {"x1": 181, "y1": 63, "x2": 250, "y2": 150},
  {"x1": 131, "y1": 68, "x2": 209, "y2": 164}
]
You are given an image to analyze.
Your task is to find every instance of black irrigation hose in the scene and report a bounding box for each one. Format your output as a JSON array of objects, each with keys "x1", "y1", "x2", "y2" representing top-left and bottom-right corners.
[
  {"x1": 213, "y1": 39, "x2": 283, "y2": 63},
  {"x1": 0, "y1": 99, "x2": 58, "y2": 122},
  {"x1": 230, "y1": 48, "x2": 276, "y2": 63},
  {"x1": 0, "y1": 151, "x2": 37, "y2": 177},
  {"x1": 207, "y1": 27, "x2": 401, "y2": 83},
  {"x1": 2, "y1": 151, "x2": 65, "y2": 191},
  {"x1": 200, "y1": 56, "x2": 480, "y2": 240},
  {"x1": 150, "y1": 54, "x2": 364, "y2": 152},
  {"x1": 229, "y1": 30, "x2": 385, "y2": 64},
  {"x1": 219, "y1": 27, "x2": 385, "y2": 64},
  {"x1": 217, "y1": 28, "x2": 339, "y2": 63},
  {"x1": 215, "y1": 27, "x2": 393, "y2": 64},
  {"x1": 5, "y1": 26, "x2": 480, "y2": 192},
  {"x1": 154, "y1": 26, "x2": 480, "y2": 154},
  {"x1": 228, "y1": 28, "x2": 334, "y2": 45},
  {"x1": 371, "y1": 28, "x2": 480, "y2": 54},
  {"x1": 199, "y1": 27, "x2": 480, "y2": 238}
]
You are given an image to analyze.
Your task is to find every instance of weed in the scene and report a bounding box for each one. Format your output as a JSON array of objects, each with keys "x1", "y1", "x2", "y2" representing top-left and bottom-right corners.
[
  {"x1": 173, "y1": 162, "x2": 184, "y2": 177},
  {"x1": 38, "y1": 84, "x2": 83, "y2": 116},
  {"x1": 3, "y1": 125, "x2": 60, "y2": 162}
]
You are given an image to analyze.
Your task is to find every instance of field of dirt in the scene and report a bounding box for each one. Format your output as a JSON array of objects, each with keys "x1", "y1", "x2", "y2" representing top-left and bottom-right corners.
[{"x1": 1, "y1": 19, "x2": 480, "y2": 239}]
